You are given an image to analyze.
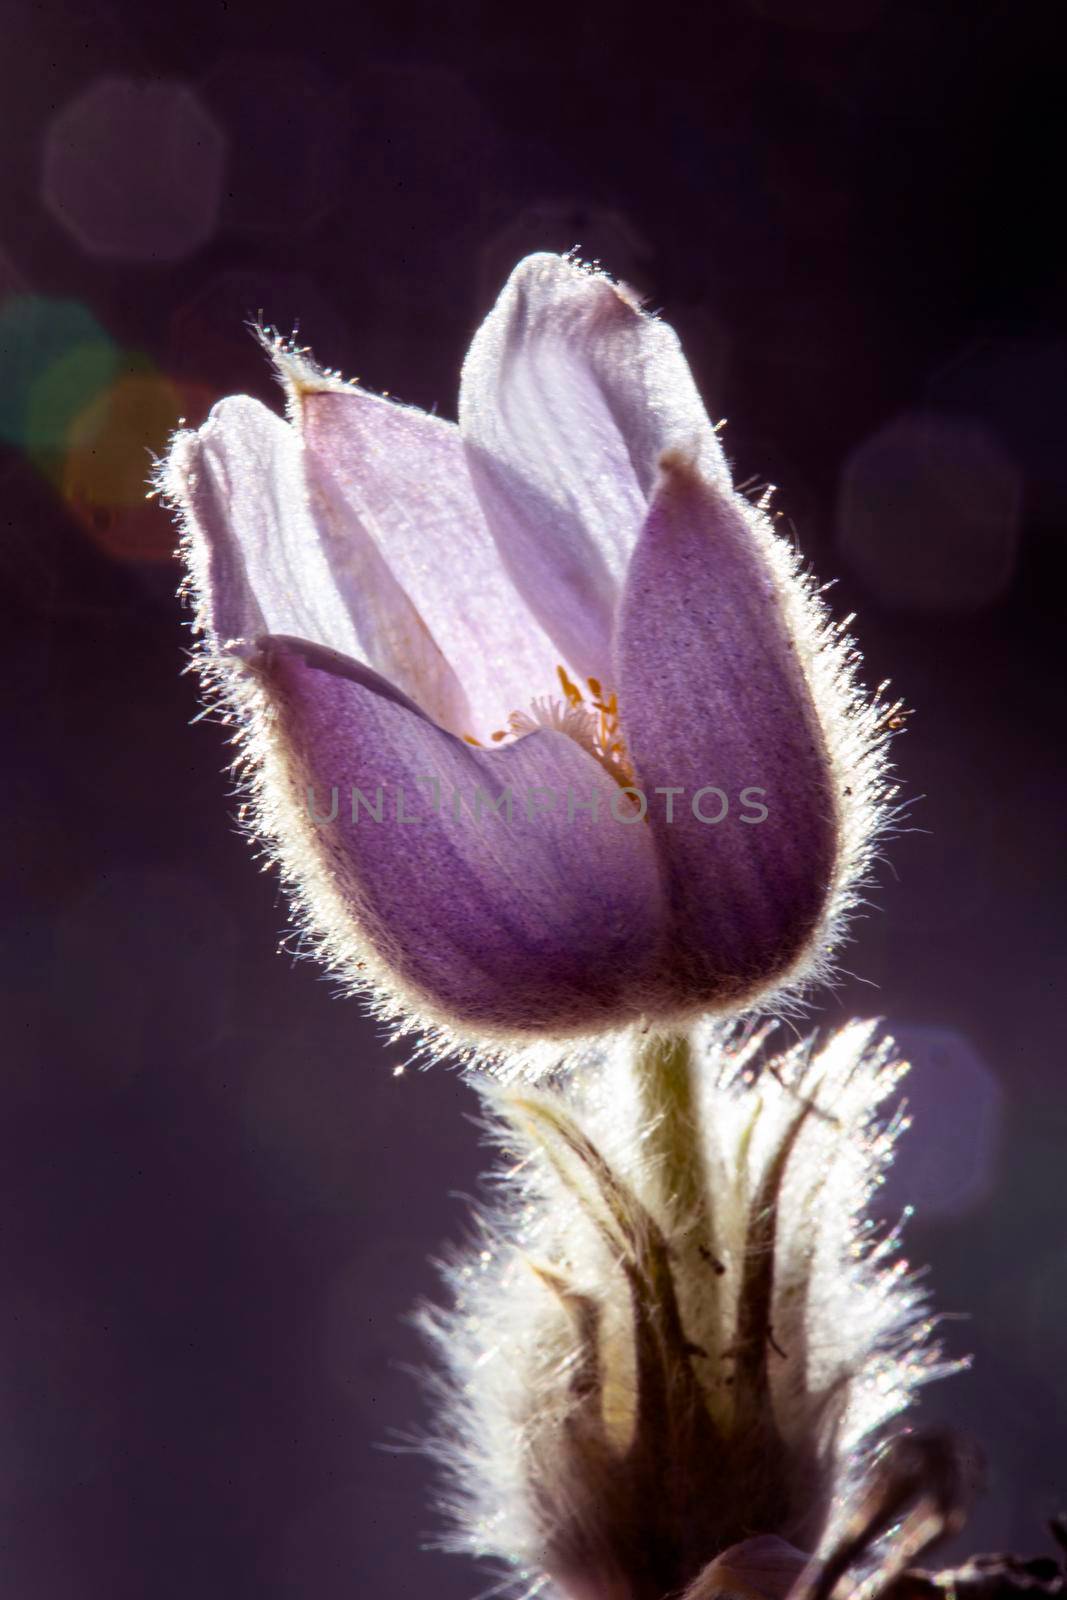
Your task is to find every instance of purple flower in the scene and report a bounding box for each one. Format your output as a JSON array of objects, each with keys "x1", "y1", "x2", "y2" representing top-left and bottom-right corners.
[{"x1": 162, "y1": 254, "x2": 894, "y2": 1060}]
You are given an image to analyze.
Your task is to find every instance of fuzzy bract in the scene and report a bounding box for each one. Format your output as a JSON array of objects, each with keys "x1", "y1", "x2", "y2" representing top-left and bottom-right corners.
[{"x1": 419, "y1": 1022, "x2": 956, "y2": 1599}]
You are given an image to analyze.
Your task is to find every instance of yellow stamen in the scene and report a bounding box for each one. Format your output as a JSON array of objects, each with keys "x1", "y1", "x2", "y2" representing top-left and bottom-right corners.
[
  {"x1": 557, "y1": 665, "x2": 583, "y2": 709},
  {"x1": 485, "y1": 667, "x2": 635, "y2": 785}
]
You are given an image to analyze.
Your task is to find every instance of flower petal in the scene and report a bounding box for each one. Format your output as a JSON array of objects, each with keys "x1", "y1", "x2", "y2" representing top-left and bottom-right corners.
[
  {"x1": 683, "y1": 1536, "x2": 812, "y2": 1600},
  {"x1": 460, "y1": 253, "x2": 728, "y2": 679},
  {"x1": 168, "y1": 395, "x2": 357, "y2": 652},
  {"x1": 292, "y1": 374, "x2": 567, "y2": 742},
  {"x1": 253, "y1": 635, "x2": 666, "y2": 1036},
  {"x1": 615, "y1": 454, "x2": 838, "y2": 1009},
  {"x1": 168, "y1": 395, "x2": 472, "y2": 734}
]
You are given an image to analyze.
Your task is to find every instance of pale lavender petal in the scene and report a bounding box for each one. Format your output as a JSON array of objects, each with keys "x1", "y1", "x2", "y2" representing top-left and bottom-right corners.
[
  {"x1": 293, "y1": 375, "x2": 566, "y2": 742},
  {"x1": 615, "y1": 456, "x2": 837, "y2": 1008},
  {"x1": 168, "y1": 395, "x2": 359, "y2": 652},
  {"x1": 169, "y1": 395, "x2": 471, "y2": 734},
  {"x1": 255, "y1": 635, "x2": 666, "y2": 1034},
  {"x1": 459, "y1": 253, "x2": 728, "y2": 679}
]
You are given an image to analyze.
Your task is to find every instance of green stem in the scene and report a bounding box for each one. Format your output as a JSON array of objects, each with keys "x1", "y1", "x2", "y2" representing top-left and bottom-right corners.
[{"x1": 636, "y1": 1030, "x2": 707, "y2": 1231}]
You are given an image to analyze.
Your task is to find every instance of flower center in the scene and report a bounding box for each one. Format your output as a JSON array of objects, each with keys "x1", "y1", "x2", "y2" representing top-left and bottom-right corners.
[{"x1": 464, "y1": 666, "x2": 635, "y2": 786}]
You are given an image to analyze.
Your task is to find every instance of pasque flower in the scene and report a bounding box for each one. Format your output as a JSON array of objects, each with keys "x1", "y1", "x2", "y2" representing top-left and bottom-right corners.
[
  {"x1": 420, "y1": 1023, "x2": 958, "y2": 1600},
  {"x1": 161, "y1": 254, "x2": 896, "y2": 1061}
]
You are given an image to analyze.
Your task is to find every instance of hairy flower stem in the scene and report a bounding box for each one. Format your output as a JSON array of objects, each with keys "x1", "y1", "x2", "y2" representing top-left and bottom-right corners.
[
  {"x1": 636, "y1": 1029, "x2": 737, "y2": 1444},
  {"x1": 637, "y1": 1030, "x2": 708, "y2": 1228}
]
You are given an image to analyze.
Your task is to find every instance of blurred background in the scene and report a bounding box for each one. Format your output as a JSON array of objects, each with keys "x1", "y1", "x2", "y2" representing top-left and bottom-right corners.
[{"x1": 2, "y1": 0, "x2": 1064, "y2": 1594}]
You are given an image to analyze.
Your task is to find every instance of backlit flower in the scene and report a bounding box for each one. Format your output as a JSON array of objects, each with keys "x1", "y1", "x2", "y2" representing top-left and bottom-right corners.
[{"x1": 161, "y1": 254, "x2": 897, "y2": 1064}]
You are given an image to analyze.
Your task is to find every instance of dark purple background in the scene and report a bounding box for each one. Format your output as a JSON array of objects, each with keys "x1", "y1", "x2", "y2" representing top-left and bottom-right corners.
[{"x1": 2, "y1": 1, "x2": 1065, "y2": 1595}]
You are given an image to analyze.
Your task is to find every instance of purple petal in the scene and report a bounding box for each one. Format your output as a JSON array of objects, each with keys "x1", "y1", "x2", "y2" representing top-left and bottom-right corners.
[
  {"x1": 254, "y1": 635, "x2": 667, "y2": 1035},
  {"x1": 615, "y1": 455, "x2": 837, "y2": 1009},
  {"x1": 167, "y1": 395, "x2": 472, "y2": 734},
  {"x1": 460, "y1": 254, "x2": 728, "y2": 681},
  {"x1": 293, "y1": 375, "x2": 567, "y2": 742}
]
